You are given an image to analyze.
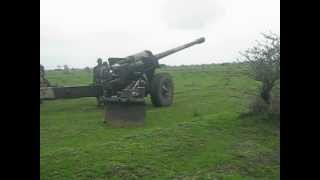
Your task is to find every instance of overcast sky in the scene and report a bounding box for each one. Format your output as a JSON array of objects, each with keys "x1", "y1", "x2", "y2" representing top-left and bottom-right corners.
[{"x1": 40, "y1": 0, "x2": 280, "y2": 69}]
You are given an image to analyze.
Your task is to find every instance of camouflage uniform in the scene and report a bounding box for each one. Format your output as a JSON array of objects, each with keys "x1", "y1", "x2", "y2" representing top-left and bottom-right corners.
[
  {"x1": 40, "y1": 64, "x2": 49, "y2": 87},
  {"x1": 93, "y1": 58, "x2": 104, "y2": 106},
  {"x1": 40, "y1": 64, "x2": 44, "y2": 82},
  {"x1": 40, "y1": 64, "x2": 45, "y2": 76},
  {"x1": 100, "y1": 62, "x2": 111, "y2": 81},
  {"x1": 93, "y1": 59, "x2": 103, "y2": 84},
  {"x1": 40, "y1": 64, "x2": 50, "y2": 104}
]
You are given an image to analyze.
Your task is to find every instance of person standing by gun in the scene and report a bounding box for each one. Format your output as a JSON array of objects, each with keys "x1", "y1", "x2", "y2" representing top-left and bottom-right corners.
[
  {"x1": 93, "y1": 58, "x2": 104, "y2": 106},
  {"x1": 100, "y1": 61, "x2": 111, "y2": 81},
  {"x1": 40, "y1": 64, "x2": 50, "y2": 87},
  {"x1": 99, "y1": 61, "x2": 112, "y2": 110}
]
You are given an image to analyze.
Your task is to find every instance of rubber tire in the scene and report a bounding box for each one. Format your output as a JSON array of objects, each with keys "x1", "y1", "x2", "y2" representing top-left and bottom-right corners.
[{"x1": 150, "y1": 73, "x2": 174, "y2": 107}]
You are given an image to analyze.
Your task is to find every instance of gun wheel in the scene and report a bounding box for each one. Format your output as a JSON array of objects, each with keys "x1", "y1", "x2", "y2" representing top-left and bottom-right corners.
[{"x1": 150, "y1": 73, "x2": 174, "y2": 107}]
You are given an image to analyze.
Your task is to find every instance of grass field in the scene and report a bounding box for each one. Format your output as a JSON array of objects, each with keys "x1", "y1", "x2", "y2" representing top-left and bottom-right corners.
[{"x1": 40, "y1": 63, "x2": 280, "y2": 180}]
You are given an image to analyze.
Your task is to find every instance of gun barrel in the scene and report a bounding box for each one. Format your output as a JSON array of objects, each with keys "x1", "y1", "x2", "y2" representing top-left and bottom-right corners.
[{"x1": 154, "y1": 37, "x2": 205, "y2": 60}]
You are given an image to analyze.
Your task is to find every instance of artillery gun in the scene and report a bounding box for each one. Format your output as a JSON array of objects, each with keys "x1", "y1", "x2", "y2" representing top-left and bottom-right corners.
[{"x1": 40, "y1": 37, "x2": 205, "y2": 125}]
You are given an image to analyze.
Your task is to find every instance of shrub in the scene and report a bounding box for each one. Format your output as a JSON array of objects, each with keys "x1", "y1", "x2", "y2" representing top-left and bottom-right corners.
[
  {"x1": 240, "y1": 33, "x2": 280, "y2": 105},
  {"x1": 269, "y1": 80, "x2": 280, "y2": 115},
  {"x1": 240, "y1": 32, "x2": 280, "y2": 117},
  {"x1": 249, "y1": 96, "x2": 269, "y2": 114}
]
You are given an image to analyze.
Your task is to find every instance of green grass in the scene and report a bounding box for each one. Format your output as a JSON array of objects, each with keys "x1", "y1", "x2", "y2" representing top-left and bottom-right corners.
[{"x1": 41, "y1": 64, "x2": 279, "y2": 180}]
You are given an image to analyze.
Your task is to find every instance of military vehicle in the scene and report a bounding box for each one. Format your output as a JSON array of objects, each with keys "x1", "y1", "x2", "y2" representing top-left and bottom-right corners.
[{"x1": 40, "y1": 37, "x2": 205, "y2": 125}]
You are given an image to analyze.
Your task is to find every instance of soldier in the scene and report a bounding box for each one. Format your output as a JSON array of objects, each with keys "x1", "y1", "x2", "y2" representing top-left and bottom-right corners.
[
  {"x1": 93, "y1": 58, "x2": 104, "y2": 106},
  {"x1": 100, "y1": 61, "x2": 111, "y2": 81},
  {"x1": 93, "y1": 58, "x2": 103, "y2": 84},
  {"x1": 40, "y1": 64, "x2": 45, "y2": 79},
  {"x1": 40, "y1": 64, "x2": 50, "y2": 87}
]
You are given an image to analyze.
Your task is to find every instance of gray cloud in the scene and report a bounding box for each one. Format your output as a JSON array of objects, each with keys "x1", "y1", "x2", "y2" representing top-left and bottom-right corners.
[
  {"x1": 163, "y1": 0, "x2": 222, "y2": 30},
  {"x1": 40, "y1": 0, "x2": 279, "y2": 69}
]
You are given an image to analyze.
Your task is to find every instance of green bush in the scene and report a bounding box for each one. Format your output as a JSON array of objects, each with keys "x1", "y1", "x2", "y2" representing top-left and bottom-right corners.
[
  {"x1": 249, "y1": 81, "x2": 280, "y2": 117},
  {"x1": 269, "y1": 81, "x2": 280, "y2": 115},
  {"x1": 249, "y1": 96, "x2": 269, "y2": 114}
]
